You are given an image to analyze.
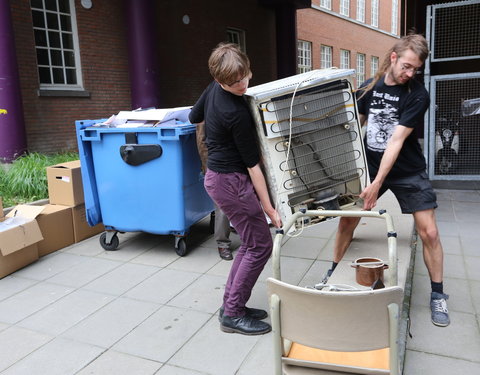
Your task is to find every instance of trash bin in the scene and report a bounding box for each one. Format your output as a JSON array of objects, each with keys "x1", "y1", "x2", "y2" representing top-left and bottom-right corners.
[{"x1": 75, "y1": 119, "x2": 214, "y2": 256}]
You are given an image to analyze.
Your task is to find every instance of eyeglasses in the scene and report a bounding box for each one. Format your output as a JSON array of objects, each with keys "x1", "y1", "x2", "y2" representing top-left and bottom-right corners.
[
  {"x1": 226, "y1": 74, "x2": 251, "y2": 87},
  {"x1": 400, "y1": 63, "x2": 421, "y2": 74}
]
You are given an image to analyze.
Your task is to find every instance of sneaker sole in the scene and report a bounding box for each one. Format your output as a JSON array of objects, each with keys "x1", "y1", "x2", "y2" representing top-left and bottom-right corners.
[
  {"x1": 220, "y1": 324, "x2": 271, "y2": 335},
  {"x1": 431, "y1": 319, "x2": 450, "y2": 327}
]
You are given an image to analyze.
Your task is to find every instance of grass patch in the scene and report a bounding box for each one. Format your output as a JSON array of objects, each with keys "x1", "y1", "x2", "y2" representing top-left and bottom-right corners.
[{"x1": 0, "y1": 152, "x2": 78, "y2": 208}]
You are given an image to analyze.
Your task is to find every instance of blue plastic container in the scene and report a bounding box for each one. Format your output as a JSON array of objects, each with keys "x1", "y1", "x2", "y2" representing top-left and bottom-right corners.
[{"x1": 75, "y1": 120, "x2": 213, "y2": 255}]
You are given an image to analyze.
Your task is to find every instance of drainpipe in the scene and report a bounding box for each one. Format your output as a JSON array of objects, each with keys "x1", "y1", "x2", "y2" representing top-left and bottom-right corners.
[
  {"x1": 124, "y1": 0, "x2": 160, "y2": 110},
  {"x1": 0, "y1": 0, "x2": 27, "y2": 162}
]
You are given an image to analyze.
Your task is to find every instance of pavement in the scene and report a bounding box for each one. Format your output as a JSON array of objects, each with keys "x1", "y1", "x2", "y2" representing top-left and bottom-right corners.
[{"x1": 0, "y1": 188, "x2": 479, "y2": 374}]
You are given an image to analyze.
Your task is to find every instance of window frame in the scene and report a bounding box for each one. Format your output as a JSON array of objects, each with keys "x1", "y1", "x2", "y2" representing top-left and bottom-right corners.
[
  {"x1": 340, "y1": 0, "x2": 350, "y2": 17},
  {"x1": 297, "y1": 40, "x2": 312, "y2": 73},
  {"x1": 320, "y1": 0, "x2": 332, "y2": 10},
  {"x1": 391, "y1": 0, "x2": 398, "y2": 35},
  {"x1": 227, "y1": 27, "x2": 247, "y2": 53},
  {"x1": 321, "y1": 45, "x2": 333, "y2": 69},
  {"x1": 356, "y1": 53, "x2": 366, "y2": 87},
  {"x1": 356, "y1": 0, "x2": 365, "y2": 22},
  {"x1": 340, "y1": 49, "x2": 350, "y2": 69},
  {"x1": 371, "y1": 0, "x2": 379, "y2": 27},
  {"x1": 31, "y1": 0, "x2": 84, "y2": 91},
  {"x1": 371, "y1": 56, "x2": 379, "y2": 78}
]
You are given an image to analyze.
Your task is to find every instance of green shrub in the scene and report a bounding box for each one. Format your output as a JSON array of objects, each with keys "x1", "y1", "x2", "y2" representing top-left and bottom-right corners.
[{"x1": 0, "y1": 152, "x2": 78, "y2": 208}]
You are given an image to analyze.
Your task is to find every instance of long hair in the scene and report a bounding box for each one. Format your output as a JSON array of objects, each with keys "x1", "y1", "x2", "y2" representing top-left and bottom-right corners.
[{"x1": 358, "y1": 33, "x2": 429, "y2": 98}]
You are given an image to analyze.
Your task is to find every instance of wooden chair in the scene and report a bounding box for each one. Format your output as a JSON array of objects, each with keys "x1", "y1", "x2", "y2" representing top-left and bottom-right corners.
[{"x1": 267, "y1": 277, "x2": 403, "y2": 375}]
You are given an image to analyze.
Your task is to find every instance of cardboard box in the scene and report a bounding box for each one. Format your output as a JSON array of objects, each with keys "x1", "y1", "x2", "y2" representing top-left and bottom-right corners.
[
  {"x1": 35, "y1": 204, "x2": 75, "y2": 257},
  {"x1": 0, "y1": 205, "x2": 43, "y2": 278},
  {"x1": 71, "y1": 204, "x2": 104, "y2": 243},
  {"x1": 47, "y1": 160, "x2": 84, "y2": 206}
]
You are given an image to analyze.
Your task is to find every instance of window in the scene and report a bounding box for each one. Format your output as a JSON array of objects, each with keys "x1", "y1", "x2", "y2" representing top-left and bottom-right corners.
[
  {"x1": 298, "y1": 40, "x2": 312, "y2": 73},
  {"x1": 227, "y1": 28, "x2": 246, "y2": 52},
  {"x1": 340, "y1": 0, "x2": 350, "y2": 17},
  {"x1": 320, "y1": 0, "x2": 331, "y2": 9},
  {"x1": 356, "y1": 0, "x2": 365, "y2": 22},
  {"x1": 31, "y1": 0, "x2": 82, "y2": 89},
  {"x1": 356, "y1": 53, "x2": 366, "y2": 87},
  {"x1": 371, "y1": 0, "x2": 379, "y2": 27},
  {"x1": 340, "y1": 49, "x2": 350, "y2": 69},
  {"x1": 321, "y1": 45, "x2": 333, "y2": 69},
  {"x1": 371, "y1": 56, "x2": 379, "y2": 77},
  {"x1": 391, "y1": 0, "x2": 398, "y2": 35}
]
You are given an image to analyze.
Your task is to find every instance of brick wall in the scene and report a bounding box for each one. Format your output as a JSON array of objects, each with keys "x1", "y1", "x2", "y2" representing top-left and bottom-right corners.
[
  {"x1": 10, "y1": 0, "x2": 278, "y2": 154},
  {"x1": 155, "y1": 0, "x2": 277, "y2": 108},
  {"x1": 11, "y1": 0, "x2": 131, "y2": 154},
  {"x1": 298, "y1": 1, "x2": 400, "y2": 85}
]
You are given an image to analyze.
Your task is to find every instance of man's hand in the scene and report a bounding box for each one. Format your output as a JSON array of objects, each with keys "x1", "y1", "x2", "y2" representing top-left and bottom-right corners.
[
  {"x1": 360, "y1": 180, "x2": 382, "y2": 210},
  {"x1": 265, "y1": 207, "x2": 282, "y2": 228}
]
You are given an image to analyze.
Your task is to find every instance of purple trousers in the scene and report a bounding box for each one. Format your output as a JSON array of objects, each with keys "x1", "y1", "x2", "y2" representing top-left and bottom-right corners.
[{"x1": 204, "y1": 170, "x2": 273, "y2": 317}]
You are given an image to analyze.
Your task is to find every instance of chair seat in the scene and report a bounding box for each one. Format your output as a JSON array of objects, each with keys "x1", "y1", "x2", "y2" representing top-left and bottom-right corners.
[{"x1": 284, "y1": 342, "x2": 390, "y2": 374}]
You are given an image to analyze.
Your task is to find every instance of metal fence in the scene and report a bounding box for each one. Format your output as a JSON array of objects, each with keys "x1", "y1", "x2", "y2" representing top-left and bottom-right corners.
[
  {"x1": 429, "y1": 0, "x2": 480, "y2": 62},
  {"x1": 427, "y1": 73, "x2": 480, "y2": 179},
  {"x1": 425, "y1": 1, "x2": 480, "y2": 181}
]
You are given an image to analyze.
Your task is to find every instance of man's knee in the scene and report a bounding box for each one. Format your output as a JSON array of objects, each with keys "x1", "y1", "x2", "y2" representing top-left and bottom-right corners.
[{"x1": 418, "y1": 225, "x2": 440, "y2": 247}]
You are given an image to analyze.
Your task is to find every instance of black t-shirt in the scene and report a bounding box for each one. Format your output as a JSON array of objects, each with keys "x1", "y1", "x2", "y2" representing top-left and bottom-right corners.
[
  {"x1": 356, "y1": 76, "x2": 429, "y2": 178},
  {"x1": 189, "y1": 81, "x2": 260, "y2": 174}
]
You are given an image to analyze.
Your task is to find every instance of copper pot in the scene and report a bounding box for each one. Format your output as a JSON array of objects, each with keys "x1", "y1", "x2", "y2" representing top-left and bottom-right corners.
[{"x1": 351, "y1": 257, "x2": 388, "y2": 287}]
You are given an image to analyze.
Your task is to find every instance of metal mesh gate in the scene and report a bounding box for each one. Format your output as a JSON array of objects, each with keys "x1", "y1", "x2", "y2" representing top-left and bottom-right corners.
[
  {"x1": 426, "y1": 1, "x2": 480, "y2": 180},
  {"x1": 429, "y1": 74, "x2": 480, "y2": 177},
  {"x1": 430, "y1": 1, "x2": 480, "y2": 61}
]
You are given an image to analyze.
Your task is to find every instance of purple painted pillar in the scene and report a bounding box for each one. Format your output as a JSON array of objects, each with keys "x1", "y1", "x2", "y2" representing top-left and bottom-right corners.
[
  {"x1": 0, "y1": 0, "x2": 27, "y2": 162},
  {"x1": 125, "y1": 0, "x2": 160, "y2": 109}
]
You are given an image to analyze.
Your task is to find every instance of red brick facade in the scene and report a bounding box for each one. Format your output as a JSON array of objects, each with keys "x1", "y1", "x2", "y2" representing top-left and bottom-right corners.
[
  {"x1": 9, "y1": 0, "x2": 278, "y2": 154},
  {"x1": 11, "y1": 1, "x2": 131, "y2": 153},
  {"x1": 297, "y1": 0, "x2": 401, "y2": 87}
]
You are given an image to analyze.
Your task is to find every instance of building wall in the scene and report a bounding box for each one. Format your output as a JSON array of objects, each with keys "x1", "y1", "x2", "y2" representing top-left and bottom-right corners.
[
  {"x1": 155, "y1": 0, "x2": 278, "y2": 107},
  {"x1": 297, "y1": 0, "x2": 400, "y2": 87},
  {"x1": 11, "y1": 0, "x2": 131, "y2": 154},
  {"x1": 10, "y1": 0, "x2": 278, "y2": 154}
]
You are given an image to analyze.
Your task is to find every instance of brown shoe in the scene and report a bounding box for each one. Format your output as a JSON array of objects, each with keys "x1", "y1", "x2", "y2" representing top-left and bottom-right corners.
[{"x1": 218, "y1": 247, "x2": 233, "y2": 260}]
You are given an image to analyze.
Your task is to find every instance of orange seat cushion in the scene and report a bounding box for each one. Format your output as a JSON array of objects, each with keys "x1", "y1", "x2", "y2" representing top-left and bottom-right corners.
[{"x1": 287, "y1": 342, "x2": 389, "y2": 370}]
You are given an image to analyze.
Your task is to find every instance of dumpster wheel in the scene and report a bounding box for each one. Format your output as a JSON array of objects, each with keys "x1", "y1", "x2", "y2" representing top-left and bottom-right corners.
[
  {"x1": 100, "y1": 232, "x2": 120, "y2": 251},
  {"x1": 175, "y1": 237, "x2": 187, "y2": 257}
]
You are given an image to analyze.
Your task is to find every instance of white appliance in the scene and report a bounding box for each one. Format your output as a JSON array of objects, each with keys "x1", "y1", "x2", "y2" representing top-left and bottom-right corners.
[{"x1": 245, "y1": 68, "x2": 368, "y2": 229}]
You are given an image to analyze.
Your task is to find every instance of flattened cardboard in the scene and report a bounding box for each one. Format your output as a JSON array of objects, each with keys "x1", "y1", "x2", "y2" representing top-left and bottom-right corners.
[
  {"x1": 36, "y1": 204, "x2": 75, "y2": 257},
  {"x1": 47, "y1": 160, "x2": 84, "y2": 206},
  {"x1": 71, "y1": 204, "x2": 104, "y2": 243}
]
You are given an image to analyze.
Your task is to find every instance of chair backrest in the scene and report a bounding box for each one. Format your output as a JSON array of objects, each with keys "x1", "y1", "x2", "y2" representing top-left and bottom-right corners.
[{"x1": 267, "y1": 277, "x2": 403, "y2": 352}]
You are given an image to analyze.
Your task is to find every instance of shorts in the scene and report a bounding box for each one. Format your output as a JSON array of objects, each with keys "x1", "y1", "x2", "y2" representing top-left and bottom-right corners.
[{"x1": 377, "y1": 171, "x2": 438, "y2": 214}]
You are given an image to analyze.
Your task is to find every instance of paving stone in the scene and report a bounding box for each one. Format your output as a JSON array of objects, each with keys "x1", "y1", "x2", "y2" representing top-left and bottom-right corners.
[{"x1": 76, "y1": 350, "x2": 161, "y2": 374}]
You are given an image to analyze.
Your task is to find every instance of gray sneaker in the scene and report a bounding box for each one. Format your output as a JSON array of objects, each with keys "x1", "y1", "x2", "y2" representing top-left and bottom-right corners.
[{"x1": 430, "y1": 292, "x2": 450, "y2": 327}]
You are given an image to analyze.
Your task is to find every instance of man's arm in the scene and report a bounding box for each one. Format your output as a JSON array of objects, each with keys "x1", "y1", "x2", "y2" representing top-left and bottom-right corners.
[{"x1": 361, "y1": 125, "x2": 414, "y2": 210}]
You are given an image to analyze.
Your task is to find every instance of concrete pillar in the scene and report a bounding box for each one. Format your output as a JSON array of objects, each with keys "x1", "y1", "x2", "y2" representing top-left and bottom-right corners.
[
  {"x1": 125, "y1": 0, "x2": 160, "y2": 109},
  {"x1": 0, "y1": 0, "x2": 27, "y2": 162}
]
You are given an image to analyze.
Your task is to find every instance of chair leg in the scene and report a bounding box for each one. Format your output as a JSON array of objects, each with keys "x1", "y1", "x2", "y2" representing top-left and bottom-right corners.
[
  {"x1": 270, "y1": 294, "x2": 283, "y2": 375},
  {"x1": 388, "y1": 303, "x2": 400, "y2": 375}
]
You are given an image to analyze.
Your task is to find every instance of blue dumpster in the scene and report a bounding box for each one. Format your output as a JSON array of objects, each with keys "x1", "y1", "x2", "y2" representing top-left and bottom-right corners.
[{"x1": 75, "y1": 120, "x2": 214, "y2": 256}]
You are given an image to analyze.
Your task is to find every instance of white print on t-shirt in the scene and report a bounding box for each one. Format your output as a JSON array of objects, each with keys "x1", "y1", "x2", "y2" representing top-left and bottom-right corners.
[{"x1": 366, "y1": 90, "x2": 400, "y2": 152}]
